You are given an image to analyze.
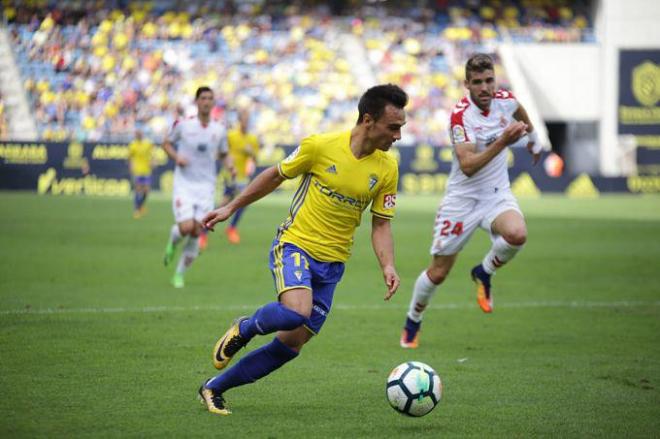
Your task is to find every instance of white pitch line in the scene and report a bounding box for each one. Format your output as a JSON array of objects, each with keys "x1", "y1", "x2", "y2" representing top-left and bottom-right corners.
[{"x1": 1, "y1": 300, "x2": 659, "y2": 316}]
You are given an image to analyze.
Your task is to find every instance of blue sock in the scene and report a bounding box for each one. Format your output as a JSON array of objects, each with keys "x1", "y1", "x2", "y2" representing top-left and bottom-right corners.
[
  {"x1": 139, "y1": 192, "x2": 148, "y2": 208},
  {"x1": 230, "y1": 207, "x2": 245, "y2": 228},
  {"x1": 205, "y1": 337, "x2": 298, "y2": 394},
  {"x1": 405, "y1": 317, "x2": 421, "y2": 333},
  {"x1": 239, "y1": 302, "x2": 306, "y2": 341},
  {"x1": 134, "y1": 192, "x2": 147, "y2": 209}
]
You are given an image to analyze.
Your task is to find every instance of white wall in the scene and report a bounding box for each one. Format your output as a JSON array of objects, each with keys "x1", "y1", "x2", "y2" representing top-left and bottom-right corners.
[
  {"x1": 510, "y1": 0, "x2": 660, "y2": 175},
  {"x1": 514, "y1": 44, "x2": 600, "y2": 122},
  {"x1": 599, "y1": 0, "x2": 660, "y2": 175}
]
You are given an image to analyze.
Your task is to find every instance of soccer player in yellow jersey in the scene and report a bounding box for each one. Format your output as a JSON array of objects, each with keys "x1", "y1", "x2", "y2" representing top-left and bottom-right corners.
[
  {"x1": 127, "y1": 129, "x2": 154, "y2": 218},
  {"x1": 197, "y1": 84, "x2": 408, "y2": 415}
]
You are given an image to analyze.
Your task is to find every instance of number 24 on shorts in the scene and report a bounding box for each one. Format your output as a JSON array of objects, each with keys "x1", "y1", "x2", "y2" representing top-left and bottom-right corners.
[{"x1": 439, "y1": 220, "x2": 464, "y2": 237}]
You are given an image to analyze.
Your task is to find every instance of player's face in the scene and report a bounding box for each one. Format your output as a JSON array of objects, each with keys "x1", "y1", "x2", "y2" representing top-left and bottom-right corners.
[
  {"x1": 196, "y1": 91, "x2": 215, "y2": 116},
  {"x1": 367, "y1": 104, "x2": 406, "y2": 151},
  {"x1": 239, "y1": 111, "x2": 249, "y2": 130},
  {"x1": 466, "y1": 70, "x2": 496, "y2": 110}
]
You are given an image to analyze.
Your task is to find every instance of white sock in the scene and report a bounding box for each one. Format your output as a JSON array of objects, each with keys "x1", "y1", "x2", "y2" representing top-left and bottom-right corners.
[
  {"x1": 482, "y1": 235, "x2": 523, "y2": 275},
  {"x1": 406, "y1": 271, "x2": 439, "y2": 322},
  {"x1": 176, "y1": 237, "x2": 200, "y2": 275},
  {"x1": 170, "y1": 224, "x2": 183, "y2": 247}
]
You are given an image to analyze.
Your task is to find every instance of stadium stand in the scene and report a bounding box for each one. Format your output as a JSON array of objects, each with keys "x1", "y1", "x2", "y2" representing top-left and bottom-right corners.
[
  {"x1": 4, "y1": 0, "x2": 594, "y2": 147},
  {"x1": 0, "y1": 92, "x2": 7, "y2": 140}
]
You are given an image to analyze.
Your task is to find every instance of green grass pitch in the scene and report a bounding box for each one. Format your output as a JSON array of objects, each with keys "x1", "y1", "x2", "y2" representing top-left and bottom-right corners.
[{"x1": 1, "y1": 192, "x2": 659, "y2": 437}]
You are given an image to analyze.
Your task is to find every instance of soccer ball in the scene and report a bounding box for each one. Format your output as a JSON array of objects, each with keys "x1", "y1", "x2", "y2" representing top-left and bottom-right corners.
[{"x1": 386, "y1": 361, "x2": 442, "y2": 417}]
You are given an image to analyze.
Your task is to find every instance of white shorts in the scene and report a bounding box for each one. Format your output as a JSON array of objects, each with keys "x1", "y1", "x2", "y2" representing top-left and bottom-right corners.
[
  {"x1": 430, "y1": 189, "x2": 522, "y2": 256},
  {"x1": 172, "y1": 185, "x2": 215, "y2": 224}
]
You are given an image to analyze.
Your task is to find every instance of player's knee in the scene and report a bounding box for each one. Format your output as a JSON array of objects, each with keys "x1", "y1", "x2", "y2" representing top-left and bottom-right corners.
[
  {"x1": 426, "y1": 266, "x2": 450, "y2": 285},
  {"x1": 277, "y1": 328, "x2": 312, "y2": 352},
  {"x1": 503, "y1": 228, "x2": 527, "y2": 246},
  {"x1": 281, "y1": 304, "x2": 309, "y2": 324},
  {"x1": 280, "y1": 339, "x2": 306, "y2": 353},
  {"x1": 279, "y1": 290, "x2": 313, "y2": 318},
  {"x1": 178, "y1": 223, "x2": 193, "y2": 236}
]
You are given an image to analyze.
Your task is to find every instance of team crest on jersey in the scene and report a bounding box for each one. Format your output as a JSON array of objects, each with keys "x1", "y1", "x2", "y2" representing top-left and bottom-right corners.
[
  {"x1": 452, "y1": 125, "x2": 466, "y2": 144},
  {"x1": 499, "y1": 116, "x2": 507, "y2": 128},
  {"x1": 283, "y1": 146, "x2": 300, "y2": 163},
  {"x1": 368, "y1": 174, "x2": 378, "y2": 191},
  {"x1": 383, "y1": 194, "x2": 396, "y2": 209}
]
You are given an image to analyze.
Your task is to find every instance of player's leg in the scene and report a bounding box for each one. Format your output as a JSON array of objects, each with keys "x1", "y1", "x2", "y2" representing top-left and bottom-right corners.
[
  {"x1": 172, "y1": 220, "x2": 202, "y2": 288},
  {"x1": 401, "y1": 254, "x2": 457, "y2": 348},
  {"x1": 223, "y1": 256, "x2": 346, "y2": 383},
  {"x1": 172, "y1": 196, "x2": 213, "y2": 285},
  {"x1": 138, "y1": 176, "x2": 151, "y2": 214},
  {"x1": 212, "y1": 241, "x2": 314, "y2": 369},
  {"x1": 472, "y1": 194, "x2": 527, "y2": 312},
  {"x1": 225, "y1": 182, "x2": 244, "y2": 244},
  {"x1": 226, "y1": 208, "x2": 244, "y2": 244},
  {"x1": 201, "y1": 287, "x2": 312, "y2": 414},
  {"x1": 401, "y1": 196, "x2": 479, "y2": 347},
  {"x1": 485, "y1": 209, "x2": 527, "y2": 269},
  {"x1": 164, "y1": 191, "x2": 191, "y2": 266},
  {"x1": 201, "y1": 244, "x2": 343, "y2": 415},
  {"x1": 131, "y1": 176, "x2": 142, "y2": 218},
  {"x1": 134, "y1": 185, "x2": 145, "y2": 215}
]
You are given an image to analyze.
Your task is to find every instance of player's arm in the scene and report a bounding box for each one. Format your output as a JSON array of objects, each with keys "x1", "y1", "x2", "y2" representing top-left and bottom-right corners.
[
  {"x1": 162, "y1": 137, "x2": 187, "y2": 167},
  {"x1": 513, "y1": 104, "x2": 541, "y2": 165},
  {"x1": 127, "y1": 142, "x2": 134, "y2": 173},
  {"x1": 371, "y1": 216, "x2": 400, "y2": 301},
  {"x1": 455, "y1": 121, "x2": 528, "y2": 177},
  {"x1": 243, "y1": 139, "x2": 258, "y2": 158},
  {"x1": 203, "y1": 166, "x2": 285, "y2": 230},
  {"x1": 219, "y1": 150, "x2": 236, "y2": 179}
]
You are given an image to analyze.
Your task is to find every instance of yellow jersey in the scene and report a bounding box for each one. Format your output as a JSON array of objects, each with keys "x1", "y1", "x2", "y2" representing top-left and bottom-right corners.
[
  {"x1": 128, "y1": 138, "x2": 154, "y2": 177},
  {"x1": 277, "y1": 131, "x2": 399, "y2": 262},
  {"x1": 227, "y1": 128, "x2": 259, "y2": 182}
]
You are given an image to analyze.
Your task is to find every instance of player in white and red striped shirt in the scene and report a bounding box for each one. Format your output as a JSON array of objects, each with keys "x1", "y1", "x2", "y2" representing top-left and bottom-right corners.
[
  {"x1": 162, "y1": 86, "x2": 235, "y2": 288},
  {"x1": 401, "y1": 53, "x2": 542, "y2": 348}
]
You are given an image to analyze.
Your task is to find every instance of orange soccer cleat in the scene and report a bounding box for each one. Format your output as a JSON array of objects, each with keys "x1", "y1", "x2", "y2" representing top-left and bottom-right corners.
[
  {"x1": 471, "y1": 264, "x2": 493, "y2": 313},
  {"x1": 400, "y1": 328, "x2": 420, "y2": 349},
  {"x1": 198, "y1": 231, "x2": 208, "y2": 251},
  {"x1": 226, "y1": 226, "x2": 240, "y2": 245},
  {"x1": 400, "y1": 318, "x2": 421, "y2": 348}
]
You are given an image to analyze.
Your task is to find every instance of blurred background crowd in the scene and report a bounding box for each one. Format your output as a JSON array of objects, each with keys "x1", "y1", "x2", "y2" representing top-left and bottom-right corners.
[{"x1": 3, "y1": 0, "x2": 593, "y2": 147}]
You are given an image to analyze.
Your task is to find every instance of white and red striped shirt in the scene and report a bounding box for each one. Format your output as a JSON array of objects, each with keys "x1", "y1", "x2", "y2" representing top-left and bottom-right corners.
[
  {"x1": 166, "y1": 116, "x2": 228, "y2": 193},
  {"x1": 447, "y1": 90, "x2": 519, "y2": 197}
]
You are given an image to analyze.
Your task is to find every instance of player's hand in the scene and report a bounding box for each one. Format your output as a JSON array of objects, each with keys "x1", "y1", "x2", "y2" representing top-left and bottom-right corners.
[
  {"x1": 245, "y1": 158, "x2": 256, "y2": 177},
  {"x1": 202, "y1": 206, "x2": 233, "y2": 231},
  {"x1": 175, "y1": 155, "x2": 189, "y2": 167},
  {"x1": 501, "y1": 121, "x2": 528, "y2": 146},
  {"x1": 526, "y1": 141, "x2": 541, "y2": 165},
  {"x1": 382, "y1": 266, "x2": 400, "y2": 301}
]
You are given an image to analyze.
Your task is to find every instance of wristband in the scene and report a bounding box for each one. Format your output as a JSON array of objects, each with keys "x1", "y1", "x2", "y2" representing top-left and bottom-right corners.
[{"x1": 528, "y1": 130, "x2": 542, "y2": 154}]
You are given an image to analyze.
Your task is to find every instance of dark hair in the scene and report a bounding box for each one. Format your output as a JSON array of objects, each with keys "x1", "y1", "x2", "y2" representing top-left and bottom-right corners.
[
  {"x1": 195, "y1": 86, "x2": 213, "y2": 99},
  {"x1": 465, "y1": 54, "x2": 494, "y2": 81},
  {"x1": 357, "y1": 84, "x2": 408, "y2": 124}
]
